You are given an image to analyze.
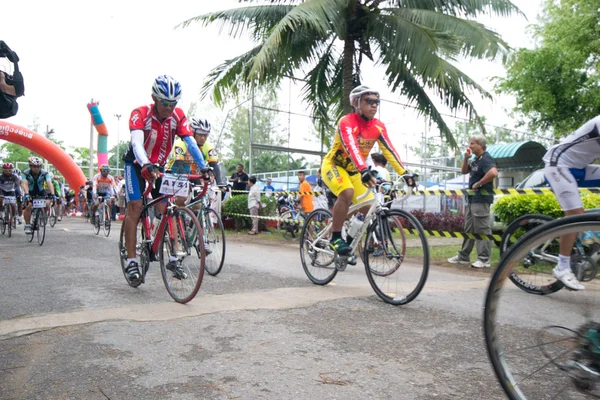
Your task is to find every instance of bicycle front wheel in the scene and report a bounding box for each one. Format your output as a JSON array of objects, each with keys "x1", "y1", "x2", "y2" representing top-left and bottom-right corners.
[
  {"x1": 200, "y1": 207, "x2": 226, "y2": 276},
  {"x1": 37, "y1": 209, "x2": 46, "y2": 246},
  {"x1": 299, "y1": 208, "x2": 337, "y2": 285},
  {"x1": 49, "y1": 207, "x2": 57, "y2": 227},
  {"x1": 364, "y1": 209, "x2": 429, "y2": 305},
  {"x1": 159, "y1": 207, "x2": 205, "y2": 303},
  {"x1": 104, "y1": 206, "x2": 111, "y2": 237},
  {"x1": 0, "y1": 211, "x2": 5, "y2": 236},
  {"x1": 485, "y1": 213, "x2": 600, "y2": 400},
  {"x1": 500, "y1": 214, "x2": 562, "y2": 295},
  {"x1": 7, "y1": 207, "x2": 12, "y2": 238}
]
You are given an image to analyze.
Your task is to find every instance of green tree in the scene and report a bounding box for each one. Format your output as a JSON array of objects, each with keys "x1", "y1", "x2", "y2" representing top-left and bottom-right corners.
[
  {"x1": 72, "y1": 147, "x2": 97, "y2": 165},
  {"x1": 108, "y1": 141, "x2": 130, "y2": 171},
  {"x1": 180, "y1": 0, "x2": 522, "y2": 148},
  {"x1": 0, "y1": 143, "x2": 32, "y2": 165},
  {"x1": 496, "y1": 0, "x2": 600, "y2": 136}
]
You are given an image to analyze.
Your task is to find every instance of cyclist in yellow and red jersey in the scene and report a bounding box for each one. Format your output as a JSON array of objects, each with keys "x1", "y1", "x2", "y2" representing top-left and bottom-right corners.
[
  {"x1": 321, "y1": 85, "x2": 409, "y2": 255},
  {"x1": 91, "y1": 164, "x2": 117, "y2": 224}
]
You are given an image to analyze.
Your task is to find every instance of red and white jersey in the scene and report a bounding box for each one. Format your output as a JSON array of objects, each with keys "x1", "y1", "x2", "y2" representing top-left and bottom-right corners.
[
  {"x1": 123, "y1": 105, "x2": 193, "y2": 166},
  {"x1": 93, "y1": 173, "x2": 117, "y2": 196}
]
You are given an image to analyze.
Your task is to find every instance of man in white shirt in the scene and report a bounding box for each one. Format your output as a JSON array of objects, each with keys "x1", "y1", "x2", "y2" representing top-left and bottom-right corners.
[{"x1": 247, "y1": 175, "x2": 262, "y2": 235}]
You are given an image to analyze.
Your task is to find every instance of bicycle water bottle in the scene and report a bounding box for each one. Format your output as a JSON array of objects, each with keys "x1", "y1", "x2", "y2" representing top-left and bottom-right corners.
[{"x1": 347, "y1": 214, "x2": 364, "y2": 239}]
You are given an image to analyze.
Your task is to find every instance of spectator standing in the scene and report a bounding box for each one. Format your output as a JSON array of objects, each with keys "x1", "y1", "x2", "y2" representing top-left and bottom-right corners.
[
  {"x1": 247, "y1": 175, "x2": 261, "y2": 235},
  {"x1": 297, "y1": 171, "x2": 314, "y2": 215},
  {"x1": 229, "y1": 164, "x2": 249, "y2": 196},
  {"x1": 264, "y1": 178, "x2": 275, "y2": 197},
  {"x1": 448, "y1": 135, "x2": 498, "y2": 268}
]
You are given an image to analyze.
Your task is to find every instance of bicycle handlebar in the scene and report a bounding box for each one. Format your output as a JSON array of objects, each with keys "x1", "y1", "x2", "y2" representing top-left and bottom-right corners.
[{"x1": 142, "y1": 172, "x2": 210, "y2": 198}]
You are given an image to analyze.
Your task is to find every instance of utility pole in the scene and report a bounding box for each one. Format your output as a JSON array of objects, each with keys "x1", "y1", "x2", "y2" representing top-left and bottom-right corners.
[
  {"x1": 44, "y1": 125, "x2": 54, "y2": 173},
  {"x1": 114, "y1": 114, "x2": 122, "y2": 174}
]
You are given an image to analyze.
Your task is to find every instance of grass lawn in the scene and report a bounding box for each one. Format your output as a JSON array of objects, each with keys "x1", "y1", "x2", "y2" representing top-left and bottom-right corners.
[{"x1": 406, "y1": 244, "x2": 502, "y2": 266}]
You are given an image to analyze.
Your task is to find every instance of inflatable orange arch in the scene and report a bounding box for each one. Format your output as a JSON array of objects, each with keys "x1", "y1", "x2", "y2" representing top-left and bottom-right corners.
[{"x1": 0, "y1": 121, "x2": 87, "y2": 194}]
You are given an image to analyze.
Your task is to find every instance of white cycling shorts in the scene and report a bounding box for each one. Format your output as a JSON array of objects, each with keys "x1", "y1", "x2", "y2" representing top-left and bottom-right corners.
[{"x1": 544, "y1": 165, "x2": 600, "y2": 211}]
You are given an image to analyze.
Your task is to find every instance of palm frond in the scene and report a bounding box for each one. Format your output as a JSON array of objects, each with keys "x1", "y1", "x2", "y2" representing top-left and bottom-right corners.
[
  {"x1": 383, "y1": 8, "x2": 510, "y2": 59},
  {"x1": 247, "y1": 0, "x2": 348, "y2": 80},
  {"x1": 395, "y1": 0, "x2": 524, "y2": 19}
]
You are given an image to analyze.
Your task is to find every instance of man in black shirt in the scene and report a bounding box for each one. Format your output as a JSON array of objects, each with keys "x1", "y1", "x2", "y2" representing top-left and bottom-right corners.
[
  {"x1": 448, "y1": 135, "x2": 498, "y2": 268},
  {"x1": 228, "y1": 163, "x2": 249, "y2": 196}
]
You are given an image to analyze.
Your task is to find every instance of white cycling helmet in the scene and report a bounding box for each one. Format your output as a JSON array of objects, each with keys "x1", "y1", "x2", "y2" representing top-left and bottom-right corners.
[
  {"x1": 152, "y1": 75, "x2": 182, "y2": 101},
  {"x1": 28, "y1": 156, "x2": 43, "y2": 166},
  {"x1": 349, "y1": 85, "x2": 379, "y2": 110},
  {"x1": 190, "y1": 117, "x2": 211, "y2": 135}
]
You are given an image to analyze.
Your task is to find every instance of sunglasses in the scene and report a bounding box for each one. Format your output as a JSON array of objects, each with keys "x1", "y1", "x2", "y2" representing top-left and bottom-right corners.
[
  {"x1": 159, "y1": 98, "x2": 178, "y2": 107},
  {"x1": 363, "y1": 98, "x2": 380, "y2": 106}
]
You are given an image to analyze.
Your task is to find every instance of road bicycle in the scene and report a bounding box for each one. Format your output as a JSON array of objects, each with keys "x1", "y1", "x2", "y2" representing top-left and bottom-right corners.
[
  {"x1": 93, "y1": 195, "x2": 112, "y2": 237},
  {"x1": 276, "y1": 194, "x2": 304, "y2": 240},
  {"x1": 485, "y1": 213, "x2": 600, "y2": 399},
  {"x1": 499, "y1": 211, "x2": 600, "y2": 295},
  {"x1": 299, "y1": 175, "x2": 429, "y2": 305},
  {"x1": 118, "y1": 171, "x2": 208, "y2": 303},
  {"x1": 27, "y1": 196, "x2": 47, "y2": 245},
  {"x1": 186, "y1": 181, "x2": 226, "y2": 276},
  {"x1": 0, "y1": 194, "x2": 16, "y2": 237}
]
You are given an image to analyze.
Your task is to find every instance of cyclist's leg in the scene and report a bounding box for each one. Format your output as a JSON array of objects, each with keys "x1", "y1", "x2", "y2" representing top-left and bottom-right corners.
[
  {"x1": 124, "y1": 163, "x2": 145, "y2": 259},
  {"x1": 544, "y1": 165, "x2": 584, "y2": 290}
]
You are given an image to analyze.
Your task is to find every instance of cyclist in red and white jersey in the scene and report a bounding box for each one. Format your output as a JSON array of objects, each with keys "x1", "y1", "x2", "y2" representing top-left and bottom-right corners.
[
  {"x1": 321, "y1": 85, "x2": 412, "y2": 255},
  {"x1": 121, "y1": 75, "x2": 206, "y2": 285},
  {"x1": 90, "y1": 164, "x2": 117, "y2": 224},
  {"x1": 543, "y1": 115, "x2": 600, "y2": 290}
]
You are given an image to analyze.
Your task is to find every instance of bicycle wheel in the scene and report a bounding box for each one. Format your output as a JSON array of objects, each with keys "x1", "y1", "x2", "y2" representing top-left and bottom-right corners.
[
  {"x1": 0, "y1": 212, "x2": 5, "y2": 236},
  {"x1": 500, "y1": 214, "x2": 563, "y2": 295},
  {"x1": 200, "y1": 207, "x2": 226, "y2": 276},
  {"x1": 485, "y1": 213, "x2": 600, "y2": 400},
  {"x1": 299, "y1": 208, "x2": 337, "y2": 285},
  {"x1": 365, "y1": 209, "x2": 429, "y2": 305},
  {"x1": 37, "y1": 209, "x2": 46, "y2": 246},
  {"x1": 104, "y1": 205, "x2": 111, "y2": 237},
  {"x1": 93, "y1": 207, "x2": 101, "y2": 235},
  {"x1": 118, "y1": 215, "x2": 148, "y2": 288},
  {"x1": 49, "y1": 206, "x2": 57, "y2": 227},
  {"x1": 28, "y1": 211, "x2": 36, "y2": 242},
  {"x1": 159, "y1": 207, "x2": 205, "y2": 303},
  {"x1": 7, "y1": 206, "x2": 12, "y2": 238}
]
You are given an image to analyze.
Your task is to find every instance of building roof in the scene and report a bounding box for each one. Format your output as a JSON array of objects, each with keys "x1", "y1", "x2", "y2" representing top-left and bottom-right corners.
[{"x1": 485, "y1": 141, "x2": 547, "y2": 170}]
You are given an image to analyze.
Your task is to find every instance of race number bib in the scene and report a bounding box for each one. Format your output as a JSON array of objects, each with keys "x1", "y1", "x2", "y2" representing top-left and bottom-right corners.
[
  {"x1": 3, "y1": 196, "x2": 16, "y2": 204},
  {"x1": 33, "y1": 199, "x2": 46, "y2": 208},
  {"x1": 159, "y1": 174, "x2": 189, "y2": 196}
]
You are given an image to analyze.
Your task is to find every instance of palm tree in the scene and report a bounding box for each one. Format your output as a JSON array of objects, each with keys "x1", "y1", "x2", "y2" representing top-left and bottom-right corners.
[{"x1": 179, "y1": 0, "x2": 522, "y2": 148}]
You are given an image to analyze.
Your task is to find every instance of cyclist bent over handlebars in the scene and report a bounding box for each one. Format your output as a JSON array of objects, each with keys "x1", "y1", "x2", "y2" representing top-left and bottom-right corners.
[{"x1": 121, "y1": 75, "x2": 206, "y2": 286}]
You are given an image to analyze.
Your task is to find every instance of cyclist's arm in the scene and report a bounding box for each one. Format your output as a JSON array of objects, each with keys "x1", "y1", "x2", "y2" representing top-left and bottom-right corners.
[
  {"x1": 131, "y1": 129, "x2": 151, "y2": 166},
  {"x1": 377, "y1": 127, "x2": 406, "y2": 176},
  {"x1": 21, "y1": 179, "x2": 29, "y2": 196},
  {"x1": 182, "y1": 136, "x2": 206, "y2": 169}
]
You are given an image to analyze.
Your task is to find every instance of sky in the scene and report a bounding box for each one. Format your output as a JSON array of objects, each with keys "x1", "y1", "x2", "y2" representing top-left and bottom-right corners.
[{"x1": 1, "y1": 0, "x2": 544, "y2": 167}]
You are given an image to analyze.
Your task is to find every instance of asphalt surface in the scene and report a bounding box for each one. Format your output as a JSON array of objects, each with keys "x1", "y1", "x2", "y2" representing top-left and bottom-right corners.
[{"x1": 0, "y1": 217, "x2": 562, "y2": 399}]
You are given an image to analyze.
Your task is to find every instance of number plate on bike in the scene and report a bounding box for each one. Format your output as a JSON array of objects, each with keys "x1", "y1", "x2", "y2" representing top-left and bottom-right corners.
[
  {"x1": 33, "y1": 199, "x2": 45, "y2": 208},
  {"x1": 3, "y1": 196, "x2": 16, "y2": 204},
  {"x1": 159, "y1": 174, "x2": 189, "y2": 196}
]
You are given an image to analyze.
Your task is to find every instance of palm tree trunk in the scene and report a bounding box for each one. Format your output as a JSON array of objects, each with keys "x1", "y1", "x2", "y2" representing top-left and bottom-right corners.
[{"x1": 342, "y1": 38, "x2": 355, "y2": 114}]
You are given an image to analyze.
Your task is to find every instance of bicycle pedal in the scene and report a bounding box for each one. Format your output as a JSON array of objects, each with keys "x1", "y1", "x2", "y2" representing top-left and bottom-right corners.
[
  {"x1": 347, "y1": 255, "x2": 357, "y2": 266},
  {"x1": 334, "y1": 255, "x2": 348, "y2": 271}
]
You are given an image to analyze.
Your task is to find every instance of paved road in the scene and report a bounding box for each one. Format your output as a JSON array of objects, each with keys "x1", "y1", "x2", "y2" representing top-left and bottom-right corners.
[{"x1": 0, "y1": 218, "x2": 507, "y2": 399}]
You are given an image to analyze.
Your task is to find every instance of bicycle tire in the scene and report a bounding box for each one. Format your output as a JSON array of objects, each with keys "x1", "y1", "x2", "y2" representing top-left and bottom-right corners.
[
  {"x1": 500, "y1": 214, "x2": 563, "y2": 295},
  {"x1": 299, "y1": 208, "x2": 337, "y2": 285},
  {"x1": 93, "y1": 208, "x2": 101, "y2": 235},
  {"x1": 365, "y1": 209, "x2": 429, "y2": 305},
  {"x1": 484, "y1": 213, "x2": 600, "y2": 400},
  {"x1": 159, "y1": 207, "x2": 205, "y2": 303},
  {"x1": 28, "y1": 211, "x2": 36, "y2": 242},
  {"x1": 118, "y1": 215, "x2": 146, "y2": 288},
  {"x1": 200, "y1": 207, "x2": 226, "y2": 276},
  {"x1": 0, "y1": 213, "x2": 5, "y2": 235},
  {"x1": 49, "y1": 207, "x2": 57, "y2": 227},
  {"x1": 7, "y1": 206, "x2": 12, "y2": 238},
  {"x1": 277, "y1": 210, "x2": 295, "y2": 240},
  {"x1": 37, "y1": 209, "x2": 46, "y2": 246},
  {"x1": 104, "y1": 205, "x2": 111, "y2": 237}
]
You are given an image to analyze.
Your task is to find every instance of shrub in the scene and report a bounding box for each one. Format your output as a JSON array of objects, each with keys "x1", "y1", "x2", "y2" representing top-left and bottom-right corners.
[
  {"x1": 222, "y1": 193, "x2": 278, "y2": 229},
  {"x1": 400, "y1": 210, "x2": 465, "y2": 232},
  {"x1": 492, "y1": 192, "x2": 600, "y2": 224}
]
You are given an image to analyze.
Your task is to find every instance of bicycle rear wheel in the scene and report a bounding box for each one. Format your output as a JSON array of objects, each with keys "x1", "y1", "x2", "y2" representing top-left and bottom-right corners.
[
  {"x1": 299, "y1": 208, "x2": 337, "y2": 285},
  {"x1": 500, "y1": 214, "x2": 562, "y2": 295},
  {"x1": 159, "y1": 207, "x2": 205, "y2": 303},
  {"x1": 364, "y1": 209, "x2": 429, "y2": 305},
  {"x1": 37, "y1": 209, "x2": 46, "y2": 246},
  {"x1": 485, "y1": 214, "x2": 600, "y2": 400},
  {"x1": 200, "y1": 207, "x2": 226, "y2": 276}
]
